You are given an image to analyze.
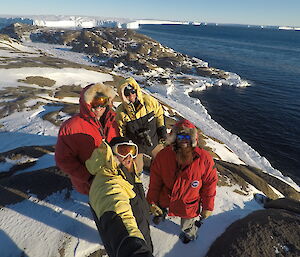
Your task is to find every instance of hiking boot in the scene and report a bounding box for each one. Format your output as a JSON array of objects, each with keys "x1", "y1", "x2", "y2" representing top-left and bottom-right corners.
[
  {"x1": 195, "y1": 219, "x2": 203, "y2": 228},
  {"x1": 179, "y1": 232, "x2": 192, "y2": 244},
  {"x1": 153, "y1": 215, "x2": 163, "y2": 225}
]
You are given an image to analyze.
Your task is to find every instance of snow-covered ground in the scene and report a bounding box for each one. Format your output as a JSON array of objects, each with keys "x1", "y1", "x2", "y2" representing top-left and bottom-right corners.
[{"x1": 0, "y1": 39, "x2": 298, "y2": 257}]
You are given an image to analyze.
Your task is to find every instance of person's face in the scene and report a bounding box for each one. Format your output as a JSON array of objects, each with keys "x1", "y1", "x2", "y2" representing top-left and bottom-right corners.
[
  {"x1": 124, "y1": 86, "x2": 137, "y2": 103},
  {"x1": 176, "y1": 134, "x2": 192, "y2": 149},
  {"x1": 91, "y1": 95, "x2": 109, "y2": 119},
  {"x1": 117, "y1": 154, "x2": 134, "y2": 171},
  {"x1": 126, "y1": 91, "x2": 136, "y2": 103},
  {"x1": 92, "y1": 106, "x2": 106, "y2": 119}
]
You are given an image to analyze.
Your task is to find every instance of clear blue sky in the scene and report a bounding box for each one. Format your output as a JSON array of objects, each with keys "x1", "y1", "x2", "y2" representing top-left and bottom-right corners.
[{"x1": 1, "y1": 0, "x2": 299, "y2": 26}]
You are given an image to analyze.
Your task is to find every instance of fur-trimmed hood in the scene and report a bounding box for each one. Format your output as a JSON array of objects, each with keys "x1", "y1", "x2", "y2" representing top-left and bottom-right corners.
[
  {"x1": 166, "y1": 119, "x2": 198, "y2": 147},
  {"x1": 79, "y1": 83, "x2": 116, "y2": 119},
  {"x1": 117, "y1": 77, "x2": 144, "y2": 105},
  {"x1": 83, "y1": 83, "x2": 116, "y2": 105}
]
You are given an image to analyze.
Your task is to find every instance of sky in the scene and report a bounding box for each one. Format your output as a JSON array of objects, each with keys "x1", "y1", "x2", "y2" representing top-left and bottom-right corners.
[{"x1": 0, "y1": 0, "x2": 300, "y2": 26}]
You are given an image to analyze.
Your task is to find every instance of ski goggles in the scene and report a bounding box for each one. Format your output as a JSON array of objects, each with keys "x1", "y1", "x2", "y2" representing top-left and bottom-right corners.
[
  {"x1": 91, "y1": 95, "x2": 109, "y2": 108},
  {"x1": 112, "y1": 142, "x2": 138, "y2": 159},
  {"x1": 176, "y1": 134, "x2": 191, "y2": 141},
  {"x1": 124, "y1": 85, "x2": 137, "y2": 97}
]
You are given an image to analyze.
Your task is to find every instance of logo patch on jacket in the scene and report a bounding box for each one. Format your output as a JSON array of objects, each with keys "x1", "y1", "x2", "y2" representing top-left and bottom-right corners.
[{"x1": 191, "y1": 180, "x2": 199, "y2": 188}]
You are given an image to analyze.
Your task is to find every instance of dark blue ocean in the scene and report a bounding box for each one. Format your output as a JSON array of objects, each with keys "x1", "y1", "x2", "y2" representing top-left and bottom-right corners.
[{"x1": 138, "y1": 24, "x2": 300, "y2": 183}]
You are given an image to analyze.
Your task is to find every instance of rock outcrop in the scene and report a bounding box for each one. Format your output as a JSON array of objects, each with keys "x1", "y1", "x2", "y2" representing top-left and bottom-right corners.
[
  {"x1": 206, "y1": 208, "x2": 300, "y2": 257},
  {"x1": 0, "y1": 23, "x2": 229, "y2": 82}
]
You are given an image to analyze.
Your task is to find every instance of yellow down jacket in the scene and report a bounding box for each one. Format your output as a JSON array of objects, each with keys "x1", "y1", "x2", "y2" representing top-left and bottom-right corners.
[
  {"x1": 86, "y1": 141, "x2": 153, "y2": 256},
  {"x1": 116, "y1": 77, "x2": 165, "y2": 155}
]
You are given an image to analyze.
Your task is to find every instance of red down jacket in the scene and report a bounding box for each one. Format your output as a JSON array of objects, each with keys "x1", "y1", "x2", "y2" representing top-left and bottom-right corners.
[
  {"x1": 55, "y1": 83, "x2": 119, "y2": 194},
  {"x1": 147, "y1": 145, "x2": 218, "y2": 219}
]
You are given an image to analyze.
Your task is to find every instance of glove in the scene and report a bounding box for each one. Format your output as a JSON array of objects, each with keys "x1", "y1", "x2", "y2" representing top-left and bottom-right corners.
[
  {"x1": 150, "y1": 203, "x2": 163, "y2": 216},
  {"x1": 157, "y1": 126, "x2": 167, "y2": 141},
  {"x1": 200, "y1": 210, "x2": 212, "y2": 219}
]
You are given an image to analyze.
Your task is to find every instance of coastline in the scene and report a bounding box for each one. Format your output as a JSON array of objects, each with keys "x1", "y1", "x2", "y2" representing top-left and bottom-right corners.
[
  {"x1": 145, "y1": 81, "x2": 299, "y2": 191},
  {"x1": 1, "y1": 25, "x2": 300, "y2": 257},
  {"x1": 137, "y1": 24, "x2": 300, "y2": 185},
  {"x1": 22, "y1": 36, "x2": 299, "y2": 190}
]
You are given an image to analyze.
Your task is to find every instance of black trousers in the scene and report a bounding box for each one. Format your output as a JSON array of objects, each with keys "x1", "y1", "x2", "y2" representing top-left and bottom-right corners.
[{"x1": 90, "y1": 205, "x2": 154, "y2": 257}]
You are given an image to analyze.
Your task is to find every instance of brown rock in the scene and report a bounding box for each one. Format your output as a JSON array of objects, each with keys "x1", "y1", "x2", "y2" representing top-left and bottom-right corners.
[
  {"x1": 216, "y1": 160, "x2": 279, "y2": 199},
  {"x1": 206, "y1": 209, "x2": 300, "y2": 257}
]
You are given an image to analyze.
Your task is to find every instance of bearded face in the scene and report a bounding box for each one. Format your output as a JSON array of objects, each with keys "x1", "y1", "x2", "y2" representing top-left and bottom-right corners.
[
  {"x1": 176, "y1": 133, "x2": 192, "y2": 149},
  {"x1": 175, "y1": 133, "x2": 194, "y2": 166}
]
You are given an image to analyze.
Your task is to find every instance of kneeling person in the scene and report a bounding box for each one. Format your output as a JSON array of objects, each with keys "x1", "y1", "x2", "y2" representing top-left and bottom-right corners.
[{"x1": 86, "y1": 137, "x2": 153, "y2": 257}]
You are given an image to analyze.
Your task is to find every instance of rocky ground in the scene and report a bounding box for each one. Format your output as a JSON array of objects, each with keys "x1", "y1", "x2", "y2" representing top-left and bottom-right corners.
[
  {"x1": 206, "y1": 206, "x2": 300, "y2": 257},
  {"x1": 0, "y1": 25, "x2": 299, "y2": 257},
  {"x1": 1, "y1": 23, "x2": 230, "y2": 87}
]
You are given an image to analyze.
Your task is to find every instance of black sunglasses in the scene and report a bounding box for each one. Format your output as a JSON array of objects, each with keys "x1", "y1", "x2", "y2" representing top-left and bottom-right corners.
[{"x1": 124, "y1": 87, "x2": 136, "y2": 97}]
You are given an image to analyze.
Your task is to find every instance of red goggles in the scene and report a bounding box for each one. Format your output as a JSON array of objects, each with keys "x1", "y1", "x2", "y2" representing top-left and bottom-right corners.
[
  {"x1": 112, "y1": 142, "x2": 138, "y2": 159},
  {"x1": 91, "y1": 96, "x2": 109, "y2": 108}
]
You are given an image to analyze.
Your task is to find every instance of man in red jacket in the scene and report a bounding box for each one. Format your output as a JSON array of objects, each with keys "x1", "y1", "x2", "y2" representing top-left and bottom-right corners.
[
  {"x1": 147, "y1": 119, "x2": 218, "y2": 244},
  {"x1": 55, "y1": 83, "x2": 119, "y2": 195}
]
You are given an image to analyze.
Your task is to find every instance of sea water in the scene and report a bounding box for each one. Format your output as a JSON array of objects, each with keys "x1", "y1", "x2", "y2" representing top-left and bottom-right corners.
[{"x1": 138, "y1": 24, "x2": 300, "y2": 183}]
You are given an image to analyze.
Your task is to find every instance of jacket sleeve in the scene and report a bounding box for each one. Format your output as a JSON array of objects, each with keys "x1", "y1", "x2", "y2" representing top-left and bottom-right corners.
[
  {"x1": 55, "y1": 132, "x2": 93, "y2": 183},
  {"x1": 115, "y1": 106, "x2": 127, "y2": 137},
  {"x1": 146, "y1": 154, "x2": 164, "y2": 205},
  {"x1": 104, "y1": 112, "x2": 121, "y2": 142},
  {"x1": 90, "y1": 174, "x2": 153, "y2": 257},
  {"x1": 151, "y1": 97, "x2": 165, "y2": 128},
  {"x1": 199, "y1": 154, "x2": 218, "y2": 211}
]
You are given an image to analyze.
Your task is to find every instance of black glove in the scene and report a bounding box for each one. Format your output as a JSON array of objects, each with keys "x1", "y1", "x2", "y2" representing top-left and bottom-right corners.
[{"x1": 157, "y1": 126, "x2": 167, "y2": 141}]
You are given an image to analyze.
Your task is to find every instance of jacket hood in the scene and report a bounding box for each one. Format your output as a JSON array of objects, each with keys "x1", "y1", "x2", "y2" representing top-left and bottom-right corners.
[
  {"x1": 85, "y1": 140, "x2": 120, "y2": 176},
  {"x1": 79, "y1": 83, "x2": 117, "y2": 119},
  {"x1": 117, "y1": 77, "x2": 144, "y2": 105},
  {"x1": 166, "y1": 119, "x2": 198, "y2": 147}
]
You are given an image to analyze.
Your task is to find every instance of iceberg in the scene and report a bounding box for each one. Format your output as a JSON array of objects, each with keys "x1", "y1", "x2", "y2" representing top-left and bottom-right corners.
[{"x1": 278, "y1": 26, "x2": 300, "y2": 31}]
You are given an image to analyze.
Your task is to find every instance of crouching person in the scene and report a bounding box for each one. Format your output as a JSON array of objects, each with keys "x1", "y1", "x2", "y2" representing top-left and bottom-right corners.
[
  {"x1": 147, "y1": 119, "x2": 218, "y2": 244},
  {"x1": 86, "y1": 137, "x2": 153, "y2": 257},
  {"x1": 116, "y1": 77, "x2": 167, "y2": 159}
]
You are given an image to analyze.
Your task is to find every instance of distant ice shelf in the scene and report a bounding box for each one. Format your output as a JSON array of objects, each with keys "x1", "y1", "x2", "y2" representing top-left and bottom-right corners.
[
  {"x1": 1, "y1": 15, "x2": 299, "y2": 31},
  {"x1": 0, "y1": 15, "x2": 197, "y2": 29},
  {"x1": 278, "y1": 26, "x2": 300, "y2": 31}
]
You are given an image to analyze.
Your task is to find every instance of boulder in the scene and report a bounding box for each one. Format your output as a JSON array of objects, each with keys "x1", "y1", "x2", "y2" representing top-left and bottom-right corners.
[{"x1": 206, "y1": 209, "x2": 300, "y2": 257}]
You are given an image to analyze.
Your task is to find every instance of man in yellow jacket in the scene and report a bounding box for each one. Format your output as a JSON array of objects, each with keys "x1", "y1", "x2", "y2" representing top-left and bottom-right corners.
[
  {"x1": 116, "y1": 77, "x2": 167, "y2": 158},
  {"x1": 86, "y1": 137, "x2": 153, "y2": 257}
]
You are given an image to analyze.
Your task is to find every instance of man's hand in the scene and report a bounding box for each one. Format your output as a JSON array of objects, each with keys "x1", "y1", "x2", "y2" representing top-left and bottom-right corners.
[
  {"x1": 200, "y1": 210, "x2": 212, "y2": 219},
  {"x1": 150, "y1": 203, "x2": 163, "y2": 216}
]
